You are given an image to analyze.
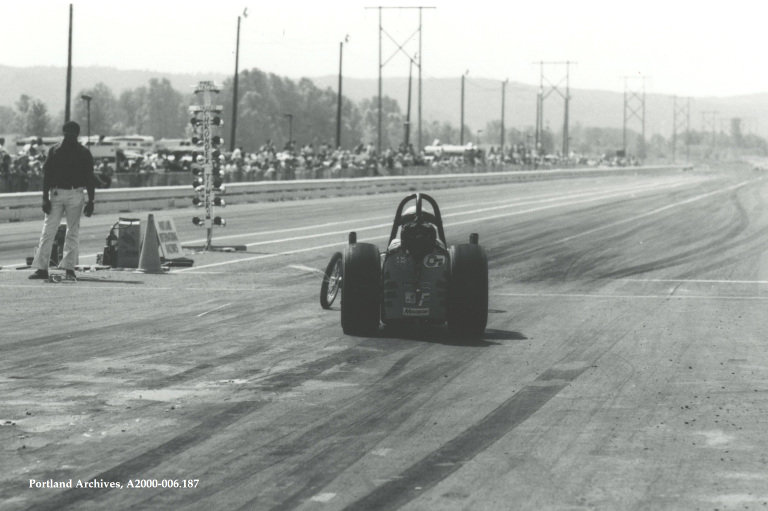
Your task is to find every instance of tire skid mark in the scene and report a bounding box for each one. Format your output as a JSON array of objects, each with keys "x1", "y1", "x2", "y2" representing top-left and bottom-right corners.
[
  {"x1": 382, "y1": 352, "x2": 419, "y2": 379},
  {"x1": 340, "y1": 366, "x2": 588, "y2": 511},
  {"x1": 25, "y1": 341, "x2": 419, "y2": 511},
  {"x1": 233, "y1": 356, "x2": 472, "y2": 511},
  {"x1": 125, "y1": 344, "x2": 451, "y2": 511},
  {"x1": 601, "y1": 189, "x2": 752, "y2": 280},
  {"x1": 0, "y1": 318, "x2": 166, "y2": 354},
  {"x1": 139, "y1": 301, "x2": 307, "y2": 389},
  {"x1": 24, "y1": 400, "x2": 268, "y2": 511},
  {"x1": 487, "y1": 184, "x2": 697, "y2": 270},
  {"x1": 254, "y1": 341, "x2": 413, "y2": 392},
  {"x1": 339, "y1": 299, "x2": 660, "y2": 511}
]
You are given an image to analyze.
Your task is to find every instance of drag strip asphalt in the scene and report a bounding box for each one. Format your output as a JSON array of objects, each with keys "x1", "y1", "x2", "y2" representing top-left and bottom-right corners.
[{"x1": 2, "y1": 167, "x2": 768, "y2": 511}]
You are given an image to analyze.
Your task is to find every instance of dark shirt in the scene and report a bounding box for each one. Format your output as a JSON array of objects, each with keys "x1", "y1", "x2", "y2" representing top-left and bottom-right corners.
[{"x1": 42, "y1": 137, "x2": 95, "y2": 201}]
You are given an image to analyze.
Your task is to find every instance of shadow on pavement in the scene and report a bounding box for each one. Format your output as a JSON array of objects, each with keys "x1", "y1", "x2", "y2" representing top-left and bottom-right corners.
[
  {"x1": 377, "y1": 325, "x2": 526, "y2": 348},
  {"x1": 71, "y1": 277, "x2": 145, "y2": 284}
]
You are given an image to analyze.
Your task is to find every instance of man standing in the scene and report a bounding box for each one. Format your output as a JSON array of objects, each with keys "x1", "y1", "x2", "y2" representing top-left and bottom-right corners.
[{"x1": 29, "y1": 121, "x2": 95, "y2": 281}]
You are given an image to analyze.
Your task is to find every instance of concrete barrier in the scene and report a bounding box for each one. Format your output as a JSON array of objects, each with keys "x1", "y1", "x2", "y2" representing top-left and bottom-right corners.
[{"x1": 0, "y1": 165, "x2": 690, "y2": 223}]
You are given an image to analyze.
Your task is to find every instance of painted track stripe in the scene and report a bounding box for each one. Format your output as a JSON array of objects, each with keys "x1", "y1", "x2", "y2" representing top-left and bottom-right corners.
[
  {"x1": 0, "y1": 176, "x2": 702, "y2": 268},
  {"x1": 620, "y1": 278, "x2": 768, "y2": 285},
  {"x1": 494, "y1": 293, "x2": 768, "y2": 300},
  {"x1": 178, "y1": 177, "x2": 726, "y2": 271},
  {"x1": 196, "y1": 303, "x2": 232, "y2": 317},
  {"x1": 226, "y1": 179, "x2": 697, "y2": 249},
  {"x1": 507, "y1": 178, "x2": 757, "y2": 258}
]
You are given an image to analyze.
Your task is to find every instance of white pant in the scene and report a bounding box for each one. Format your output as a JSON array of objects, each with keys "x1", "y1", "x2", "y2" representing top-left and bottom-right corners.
[{"x1": 32, "y1": 188, "x2": 86, "y2": 271}]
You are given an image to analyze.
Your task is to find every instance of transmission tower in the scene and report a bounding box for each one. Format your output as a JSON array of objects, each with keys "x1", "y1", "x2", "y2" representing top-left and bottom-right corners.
[
  {"x1": 534, "y1": 61, "x2": 575, "y2": 158},
  {"x1": 623, "y1": 75, "x2": 648, "y2": 160},
  {"x1": 700, "y1": 110, "x2": 718, "y2": 152},
  {"x1": 672, "y1": 96, "x2": 691, "y2": 163},
  {"x1": 366, "y1": 6, "x2": 435, "y2": 159}
]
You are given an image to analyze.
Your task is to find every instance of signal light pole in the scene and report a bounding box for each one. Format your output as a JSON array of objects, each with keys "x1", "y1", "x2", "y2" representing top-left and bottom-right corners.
[{"x1": 183, "y1": 81, "x2": 245, "y2": 253}]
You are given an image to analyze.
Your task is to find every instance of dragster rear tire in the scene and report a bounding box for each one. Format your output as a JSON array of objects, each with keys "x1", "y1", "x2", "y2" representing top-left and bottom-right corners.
[
  {"x1": 341, "y1": 242, "x2": 380, "y2": 336},
  {"x1": 447, "y1": 243, "x2": 488, "y2": 338}
]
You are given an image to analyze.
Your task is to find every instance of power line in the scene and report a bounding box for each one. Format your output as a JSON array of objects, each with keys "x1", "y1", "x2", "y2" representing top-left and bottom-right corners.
[
  {"x1": 365, "y1": 6, "x2": 435, "y2": 158},
  {"x1": 623, "y1": 75, "x2": 648, "y2": 160},
  {"x1": 534, "y1": 61, "x2": 576, "y2": 157}
]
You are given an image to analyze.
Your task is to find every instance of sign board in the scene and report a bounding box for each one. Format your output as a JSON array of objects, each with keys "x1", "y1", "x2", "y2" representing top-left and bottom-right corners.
[
  {"x1": 153, "y1": 216, "x2": 183, "y2": 259},
  {"x1": 194, "y1": 81, "x2": 222, "y2": 93}
]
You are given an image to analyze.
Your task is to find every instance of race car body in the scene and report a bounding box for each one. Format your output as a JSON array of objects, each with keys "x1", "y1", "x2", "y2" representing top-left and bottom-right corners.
[
  {"x1": 381, "y1": 195, "x2": 450, "y2": 324},
  {"x1": 324, "y1": 192, "x2": 488, "y2": 338}
]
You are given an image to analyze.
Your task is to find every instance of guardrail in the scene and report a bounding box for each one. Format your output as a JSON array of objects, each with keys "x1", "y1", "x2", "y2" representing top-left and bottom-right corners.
[{"x1": 0, "y1": 165, "x2": 690, "y2": 223}]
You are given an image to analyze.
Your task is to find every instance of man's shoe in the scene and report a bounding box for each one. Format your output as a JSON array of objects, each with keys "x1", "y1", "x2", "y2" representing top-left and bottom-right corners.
[
  {"x1": 65, "y1": 269, "x2": 77, "y2": 281},
  {"x1": 28, "y1": 270, "x2": 49, "y2": 280}
]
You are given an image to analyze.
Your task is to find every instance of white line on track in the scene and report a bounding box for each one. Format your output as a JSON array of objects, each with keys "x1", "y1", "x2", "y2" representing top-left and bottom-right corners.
[
  {"x1": 620, "y1": 278, "x2": 768, "y2": 285},
  {"x1": 0, "y1": 176, "x2": 703, "y2": 268},
  {"x1": 196, "y1": 303, "x2": 232, "y2": 317},
  {"x1": 0, "y1": 285, "x2": 290, "y2": 291},
  {"x1": 207, "y1": 179, "x2": 695, "y2": 250},
  {"x1": 179, "y1": 180, "x2": 699, "y2": 244},
  {"x1": 177, "y1": 177, "x2": 733, "y2": 272},
  {"x1": 506, "y1": 179, "x2": 756, "y2": 259},
  {"x1": 494, "y1": 292, "x2": 768, "y2": 300},
  {"x1": 289, "y1": 264, "x2": 323, "y2": 274},
  {"x1": 222, "y1": 179, "x2": 697, "y2": 252}
]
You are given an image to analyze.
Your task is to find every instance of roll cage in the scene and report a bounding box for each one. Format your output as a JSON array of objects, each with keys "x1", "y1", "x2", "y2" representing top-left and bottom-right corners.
[{"x1": 387, "y1": 193, "x2": 448, "y2": 248}]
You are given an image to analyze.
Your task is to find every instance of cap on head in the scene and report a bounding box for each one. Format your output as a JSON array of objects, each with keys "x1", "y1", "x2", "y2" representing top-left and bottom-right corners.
[{"x1": 62, "y1": 121, "x2": 80, "y2": 136}]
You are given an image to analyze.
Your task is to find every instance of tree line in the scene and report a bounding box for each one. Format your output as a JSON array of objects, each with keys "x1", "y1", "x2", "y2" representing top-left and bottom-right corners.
[
  {"x1": 0, "y1": 70, "x2": 427, "y2": 151},
  {"x1": 1, "y1": 67, "x2": 767, "y2": 160}
]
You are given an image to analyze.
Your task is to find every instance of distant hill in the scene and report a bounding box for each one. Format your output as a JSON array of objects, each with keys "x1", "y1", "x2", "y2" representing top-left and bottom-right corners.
[
  {"x1": 4, "y1": 65, "x2": 768, "y2": 139},
  {"x1": 0, "y1": 64, "x2": 228, "y2": 116},
  {"x1": 313, "y1": 75, "x2": 768, "y2": 140}
]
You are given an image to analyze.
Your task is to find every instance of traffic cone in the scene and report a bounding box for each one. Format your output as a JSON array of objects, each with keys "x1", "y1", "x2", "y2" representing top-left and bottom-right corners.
[{"x1": 135, "y1": 214, "x2": 164, "y2": 274}]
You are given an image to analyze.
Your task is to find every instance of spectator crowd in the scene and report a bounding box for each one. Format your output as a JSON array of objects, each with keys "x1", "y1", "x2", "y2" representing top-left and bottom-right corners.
[{"x1": 0, "y1": 135, "x2": 618, "y2": 193}]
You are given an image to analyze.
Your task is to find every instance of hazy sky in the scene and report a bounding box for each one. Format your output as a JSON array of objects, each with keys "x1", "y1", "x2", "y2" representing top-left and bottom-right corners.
[{"x1": 3, "y1": 0, "x2": 766, "y2": 97}]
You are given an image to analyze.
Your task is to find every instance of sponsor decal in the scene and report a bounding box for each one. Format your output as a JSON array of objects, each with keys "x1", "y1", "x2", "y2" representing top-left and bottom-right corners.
[
  {"x1": 423, "y1": 254, "x2": 446, "y2": 268},
  {"x1": 395, "y1": 255, "x2": 409, "y2": 268},
  {"x1": 405, "y1": 291, "x2": 430, "y2": 306},
  {"x1": 403, "y1": 307, "x2": 430, "y2": 317}
]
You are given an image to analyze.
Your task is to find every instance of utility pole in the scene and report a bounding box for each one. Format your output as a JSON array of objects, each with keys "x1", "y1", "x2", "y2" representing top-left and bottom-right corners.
[
  {"x1": 418, "y1": 7, "x2": 423, "y2": 152},
  {"x1": 672, "y1": 96, "x2": 691, "y2": 163},
  {"x1": 336, "y1": 36, "x2": 349, "y2": 149},
  {"x1": 404, "y1": 58, "x2": 413, "y2": 148},
  {"x1": 80, "y1": 94, "x2": 92, "y2": 145},
  {"x1": 460, "y1": 71, "x2": 468, "y2": 145},
  {"x1": 366, "y1": 6, "x2": 435, "y2": 158},
  {"x1": 230, "y1": 11, "x2": 246, "y2": 152},
  {"x1": 65, "y1": 4, "x2": 73, "y2": 122},
  {"x1": 284, "y1": 113, "x2": 293, "y2": 148},
  {"x1": 563, "y1": 61, "x2": 571, "y2": 158},
  {"x1": 501, "y1": 78, "x2": 508, "y2": 152},
  {"x1": 535, "y1": 62, "x2": 543, "y2": 152},
  {"x1": 533, "y1": 61, "x2": 575, "y2": 158}
]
